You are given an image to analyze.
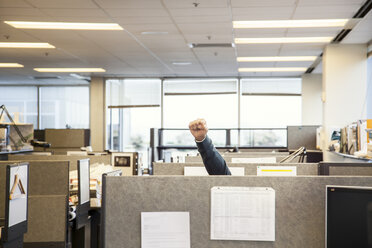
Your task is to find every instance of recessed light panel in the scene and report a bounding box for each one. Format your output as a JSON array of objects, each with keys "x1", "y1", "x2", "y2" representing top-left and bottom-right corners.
[
  {"x1": 34, "y1": 68, "x2": 106, "y2": 72},
  {"x1": 0, "y1": 63, "x2": 24, "y2": 68},
  {"x1": 237, "y1": 56, "x2": 317, "y2": 62},
  {"x1": 5, "y1": 21, "x2": 123, "y2": 30},
  {"x1": 239, "y1": 67, "x2": 307, "y2": 72},
  {"x1": 233, "y1": 19, "x2": 349, "y2": 28},
  {"x1": 235, "y1": 37, "x2": 333, "y2": 44},
  {"x1": 0, "y1": 42, "x2": 55, "y2": 48}
]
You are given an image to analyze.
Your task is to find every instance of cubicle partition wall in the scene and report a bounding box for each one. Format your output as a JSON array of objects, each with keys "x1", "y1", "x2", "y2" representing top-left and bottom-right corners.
[
  {"x1": 287, "y1": 126, "x2": 319, "y2": 150},
  {"x1": 318, "y1": 162, "x2": 372, "y2": 176},
  {"x1": 0, "y1": 160, "x2": 69, "y2": 247},
  {"x1": 8, "y1": 154, "x2": 110, "y2": 171},
  {"x1": 185, "y1": 154, "x2": 288, "y2": 163},
  {"x1": 102, "y1": 176, "x2": 372, "y2": 248},
  {"x1": 153, "y1": 162, "x2": 319, "y2": 176}
]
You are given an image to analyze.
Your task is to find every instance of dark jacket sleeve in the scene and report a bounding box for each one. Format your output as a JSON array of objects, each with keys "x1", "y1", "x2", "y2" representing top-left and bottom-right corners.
[{"x1": 196, "y1": 135, "x2": 231, "y2": 175}]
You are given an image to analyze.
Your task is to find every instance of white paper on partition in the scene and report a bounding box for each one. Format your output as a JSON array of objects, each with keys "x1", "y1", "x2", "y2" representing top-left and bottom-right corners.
[
  {"x1": 141, "y1": 212, "x2": 190, "y2": 248},
  {"x1": 257, "y1": 166, "x2": 297, "y2": 176},
  {"x1": 184, "y1": 166, "x2": 245, "y2": 176},
  {"x1": 211, "y1": 187, "x2": 275, "y2": 241},
  {"x1": 231, "y1": 157, "x2": 276, "y2": 163},
  {"x1": 9, "y1": 165, "x2": 28, "y2": 227}
]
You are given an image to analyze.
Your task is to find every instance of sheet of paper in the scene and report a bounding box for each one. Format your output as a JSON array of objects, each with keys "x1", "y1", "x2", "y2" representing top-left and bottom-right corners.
[
  {"x1": 184, "y1": 166, "x2": 244, "y2": 176},
  {"x1": 211, "y1": 187, "x2": 275, "y2": 241},
  {"x1": 231, "y1": 157, "x2": 276, "y2": 163},
  {"x1": 9, "y1": 164, "x2": 28, "y2": 227},
  {"x1": 141, "y1": 212, "x2": 190, "y2": 248},
  {"x1": 257, "y1": 166, "x2": 297, "y2": 176}
]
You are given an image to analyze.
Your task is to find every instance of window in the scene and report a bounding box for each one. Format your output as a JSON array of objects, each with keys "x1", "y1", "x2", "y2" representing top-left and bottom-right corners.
[
  {"x1": 0, "y1": 86, "x2": 38, "y2": 128},
  {"x1": 240, "y1": 78, "x2": 302, "y2": 147},
  {"x1": 39, "y1": 87, "x2": 89, "y2": 129},
  {"x1": 163, "y1": 79, "x2": 238, "y2": 145},
  {"x1": 106, "y1": 79, "x2": 161, "y2": 167}
]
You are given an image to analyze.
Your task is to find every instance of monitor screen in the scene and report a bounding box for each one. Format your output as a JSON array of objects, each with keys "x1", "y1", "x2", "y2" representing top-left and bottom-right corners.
[
  {"x1": 78, "y1": 159, "x2": 90, "y2": 205},
  {"x1": 326, "y1": 185, "x2": 372, "y2": 248}
]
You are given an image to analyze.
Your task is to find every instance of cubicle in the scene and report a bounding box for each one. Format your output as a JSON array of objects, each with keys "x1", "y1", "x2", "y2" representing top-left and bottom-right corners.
[
  {"x1": 102, "y1": 175, "x2": 372, "y2": 247},
  {"x1": 7, "y1": 154, "x2": 110, "y2": 171},
  {"x1": 153, "y1": 162, "x2": 319, "y2": 176},
  {"x1": 185, "y1": 154, "x2": 289, "y2": 163},
  {"x1": 0, "y1": 160, "x2": 69, "y2": 247},
  {"x1": 318, "y1": 162, "x2": 372, "y2": 176}
]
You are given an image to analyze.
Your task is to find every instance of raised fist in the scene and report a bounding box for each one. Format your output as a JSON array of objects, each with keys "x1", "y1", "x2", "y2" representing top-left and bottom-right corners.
[{"x1": 189, "y1": 119, "x2": 208, "y2": 142}]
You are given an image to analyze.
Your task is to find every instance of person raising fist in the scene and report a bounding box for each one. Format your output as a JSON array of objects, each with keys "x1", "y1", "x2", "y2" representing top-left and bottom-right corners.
[{"x1": 189, "y1": 119, "x2": 231, "y2": 175}]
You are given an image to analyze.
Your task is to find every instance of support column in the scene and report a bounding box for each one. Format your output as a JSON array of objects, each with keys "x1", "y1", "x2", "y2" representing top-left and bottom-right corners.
[
  {"x1": 322, "y1": 44, "x2": 367, "y2": 151},
  {"x1": 301, "y1": 73, "x2": 322, "y2": 125},
  {"x1": 367, "y1": 44, "x2": 372, "y2": 118},
  {"x1": 90, "y1": 77, "x2": 105, "y2": 151}
]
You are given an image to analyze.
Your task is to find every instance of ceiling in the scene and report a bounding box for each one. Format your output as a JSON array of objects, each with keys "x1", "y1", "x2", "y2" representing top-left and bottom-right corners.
[{"x1": 0, "y1": 0, "x2": 371, "y2": 84}]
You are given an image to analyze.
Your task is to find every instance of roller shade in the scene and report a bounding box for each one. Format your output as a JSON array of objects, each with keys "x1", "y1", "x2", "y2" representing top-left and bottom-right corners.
[
  {"x1": 241, "y1": 78, "x2": 301, "y2": 95},
  {"x1": 106, "y1": 79, "x2": 161, "y2": 106},
  {"x1": 164, "y1": 79, "x2": 238, "y2": 95}
]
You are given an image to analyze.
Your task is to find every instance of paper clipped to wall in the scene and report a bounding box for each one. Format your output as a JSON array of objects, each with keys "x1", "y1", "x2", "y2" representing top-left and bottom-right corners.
[
  {"x1": 141, "y1": 212, "x2": 190, "y2": 248},
  {"x1": 257, "y1": 166, "x2": 297, "y2": 176},
  {"x1": 211, "y1": 186, "x2": 275, "y2": 241},
  {"x1": 231, "y1": 157, "x2": 276, "y2": 163}
]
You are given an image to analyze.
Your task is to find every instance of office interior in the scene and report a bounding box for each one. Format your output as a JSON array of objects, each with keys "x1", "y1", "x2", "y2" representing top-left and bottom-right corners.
[{"x1": 1, "y1": 0, "x2": 372, "y2": 247}]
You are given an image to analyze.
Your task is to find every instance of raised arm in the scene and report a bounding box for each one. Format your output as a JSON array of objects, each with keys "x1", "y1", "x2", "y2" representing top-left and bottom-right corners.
[{"x1": 189, "y1": 119, "x2": 231, "y2": 175}]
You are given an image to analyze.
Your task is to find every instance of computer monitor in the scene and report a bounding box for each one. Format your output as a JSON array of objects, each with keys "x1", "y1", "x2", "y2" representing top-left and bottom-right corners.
[
  {"x1": 326, "y1": 185, "x2": 372, "y2": 248},
  {"x1": 2, "y1": 163, "x2": 29, "y2": 243},
  {"x1": 76, "y1": 159, "x2": 90, "y2": 229}
]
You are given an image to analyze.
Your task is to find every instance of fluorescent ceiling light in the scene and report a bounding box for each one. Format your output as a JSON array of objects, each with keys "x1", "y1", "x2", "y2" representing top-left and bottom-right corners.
[
  {"x1": 172, "y1": 62, "x2": 192, "y2": 65},
  {"x1": 237, "y1": 56, "x2": 317, "y2": 62},
  {"x1": 233, "y1": 19, "x2": 349, "y2": 28},
  {"x1": 0, "y1": 63, "x2": 24, "y2": 68},
  {"x1": 239, "y1": 67, "x2": 307, "y2": 72},
  {"x1": 0, "y1": 42, "x2": 55, "y2": 48},
  {"x1": 235, "y1": 37, "x2": 333, "y2": 44},
  {"x1": 5, "y1": 21, "x2": 123, "y2": 30},
  {"x1": 34, "y1": 68, "x2": 106, "y2": 72}
]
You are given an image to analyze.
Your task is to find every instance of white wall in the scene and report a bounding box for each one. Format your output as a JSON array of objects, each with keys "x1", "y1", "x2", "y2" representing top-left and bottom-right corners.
[
  {"x1": 90, "y1": 77, "x2": 105, "y2": 151},
  {"x1": 322, "y1": 44, "x2": 367, "y2": 150},
  {"x1": 301, "y1": 74, "x2": 322, "y2": 125},
  {"x1": 367, "y1": 51, "x2": 372, "y2": 119}
]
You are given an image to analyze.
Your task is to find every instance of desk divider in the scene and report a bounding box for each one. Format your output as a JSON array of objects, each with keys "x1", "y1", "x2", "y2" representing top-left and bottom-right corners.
[
  {"x1": 153, "y1": 162, "x2": 319, "y2": 176},
  {"x1": 8, "y1": 154, "x2": 110, "y2": 171},
  {"x1": 103, "y1": 175, "x2": 372, "y2": 248},
  {"x1": 318, "y1": 162, "x2": 372, "y2": 175},
  {"x1": 0, "y1": 160, "x2": 69, "y2": 247},
  {"x1": 185, "y1": 155, "x2": 289, "y2": 163}
]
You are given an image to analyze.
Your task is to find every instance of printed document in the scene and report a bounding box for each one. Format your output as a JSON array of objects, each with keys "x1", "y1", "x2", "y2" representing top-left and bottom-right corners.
[
  {"x1": 211, "y1": 187, "x2": 275, "y2": 241},
  {"x1": 141, "y1": 212, "x2": 190, "y2": 248},
  {"x1": 184, "y1": 166, "x2": 245, "y2": 176}
]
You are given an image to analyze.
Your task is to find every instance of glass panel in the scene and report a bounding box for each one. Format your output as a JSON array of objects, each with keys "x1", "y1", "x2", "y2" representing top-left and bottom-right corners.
[
  {"x1": 163, "y1": 94, "x2": 238, "y2": 128},
  {"x1": 0, "y1": 86, "x2": 38, "y2": 128},
  {"x1": 164, "y1": 78, "x2": 237, "y2": 94},
  {"x1": 106, "y1": 79, "x2": 161, "y2": 106},
  {"x1": 40, "y1": 87, "x2": 89, "y2": 129},
  {"x1": 239, "y1": 129, "x2": 287, "y2": 147},
  {"x1": 241, "y1": 95, "x2": 301, "y2": 128}
]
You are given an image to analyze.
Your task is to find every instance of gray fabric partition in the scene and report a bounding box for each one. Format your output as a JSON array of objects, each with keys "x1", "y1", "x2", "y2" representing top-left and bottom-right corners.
[
  {"x1": 8, "y1": 154, "x2": 111, "y2": 170},
  {"x1": 153, "y1": 162, "x2": 319, "y2": 176},
  {"x1": 0, "y1": 160, "x2": 69, "y2": 244},
  {"x1": 185, "y1": 155, "x2": 287, "y2": 163},
  {"x1": 24, "y1": 195, "x2": 67, "y2": 242},
  {"x1": 287, "y1": 126, "x2": 319, "y2": 150},
  {"x1": 103, "y1": 176, "x2": 372, "y2": 248}
]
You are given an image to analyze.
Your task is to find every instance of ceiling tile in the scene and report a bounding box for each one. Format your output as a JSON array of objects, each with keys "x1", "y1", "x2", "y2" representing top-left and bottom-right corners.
[
  {"x1": 231, "y1": 0, "x2": 296, "y2": 7},
  {"x1": 27, "y1": 0, "x2": 97, "y2": 8},
  {"x1": 0, "y1": 7, "x2": 45, "y2": 16},
  {"x1": 105, "y1": 8, "x2": 168, "y2": 17},
  {"x1": 168, "y1": 8, "x2": 230, "y2": 17},
  {"x1": 40, "y1": 8, "x2": 107, "y2": 17},
  {"x1": 298, "y1": 0, "x2": 365, "y2": 6},
  {"x1": 177, "y1": 22, "x2": 232, "y2": 35},
  {"x1": 114, "y1": 16, "x2": 173, "y2": 25},
  {"x1": 163, "y1": 0, "x2": 228, "y2": 8},
  {"x1": 293, "y1": 5, "x2": 361, "y2": 19},
  {"x1": 0, "y1": 0, "x2": 32, "y2": 8},
  {"x1": 232, "y1": 7, "x2": 293, "y2": 20},
  {"x1": 95, "y1": 0, "x2": 163, "y2": 9}
]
